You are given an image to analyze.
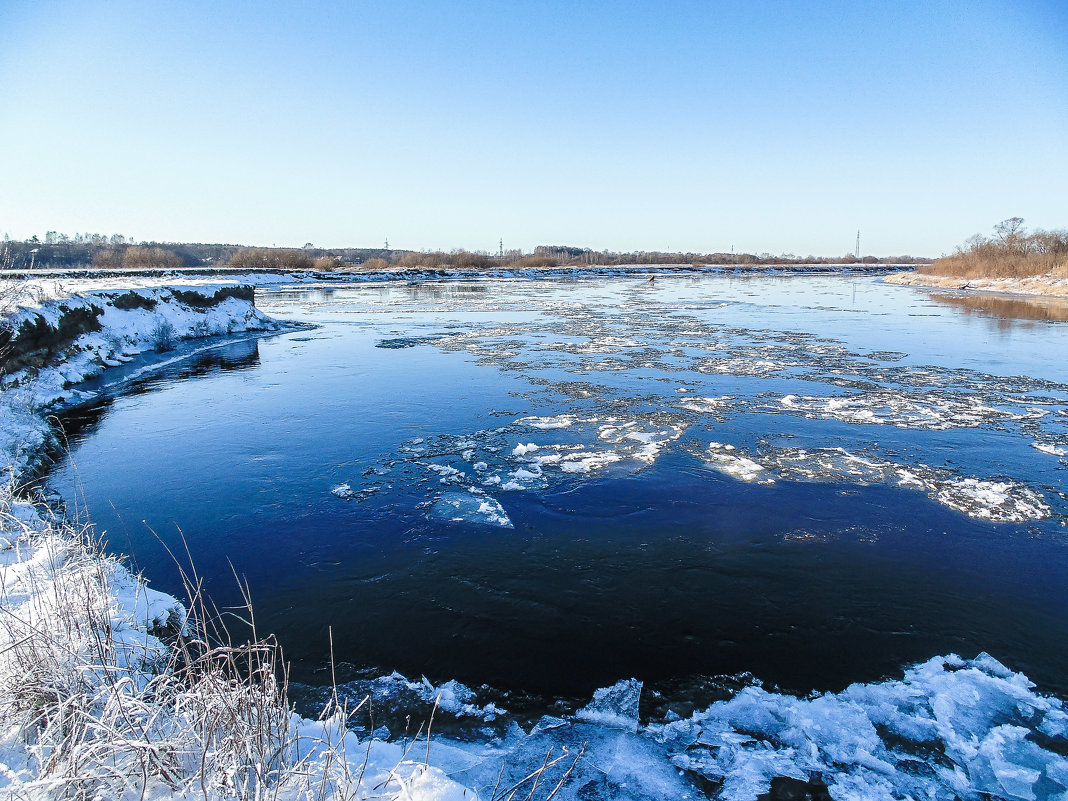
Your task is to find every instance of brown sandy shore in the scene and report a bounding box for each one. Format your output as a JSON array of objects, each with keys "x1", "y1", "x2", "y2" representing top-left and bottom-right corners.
[{"x1": 885, "y1": 270, "x2": 1068, "y2": 298}]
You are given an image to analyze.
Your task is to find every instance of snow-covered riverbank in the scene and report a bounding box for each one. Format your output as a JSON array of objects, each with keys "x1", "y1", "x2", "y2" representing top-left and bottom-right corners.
[
  {"x1": 884, "y1": 270, "x2": 1068, "y2": 297},
  {"x1": 0, "y1": 284, "x2": 282, "y2": 478},
  {"x1": 1, "y1": 280, "x2": 1067, "y2": 800}
]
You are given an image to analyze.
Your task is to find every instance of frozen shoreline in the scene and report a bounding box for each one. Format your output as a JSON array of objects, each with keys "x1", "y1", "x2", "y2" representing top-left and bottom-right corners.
[
  {"x1": 884, "y1": 270, "x2": 1068, "y2": 298},
  {"x1": 1, "y1": 279, "x2": 1067, "y2": 800}
]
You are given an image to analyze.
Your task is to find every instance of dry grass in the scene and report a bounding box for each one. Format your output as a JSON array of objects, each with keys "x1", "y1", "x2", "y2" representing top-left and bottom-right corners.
[
  {"x1": 920, "y1": 219, "x2": 1068, "y2": 279},
  {"x1": 0, "y1": 488, "x2": 443, "y2": 800},
  {"x1": 922, "y1": 251, "x2": 1068, "y2": 279},
  {"x1": 312, "y1": 256, "x2": 341, "y2": 271},
  {"x1": 93, "y1": 247, "x2": 186, "y2": 270},
  {"x1": 392, "y1": 251, "x2": 497, "y2": 271}
]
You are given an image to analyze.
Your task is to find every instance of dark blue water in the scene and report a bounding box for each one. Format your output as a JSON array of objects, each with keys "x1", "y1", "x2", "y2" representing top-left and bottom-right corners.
[{"x1": 48, "y1": 275, "x2": 1068, "y2": 701}]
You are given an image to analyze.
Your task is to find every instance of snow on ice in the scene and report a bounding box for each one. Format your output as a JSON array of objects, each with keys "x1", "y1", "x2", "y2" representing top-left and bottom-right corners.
[
  {"x1": 430, "y1": 491, "x2": 513, "y2": 528},
  {"x1": 699, "y1": 442, "x2": 1053, "y2": 522}
]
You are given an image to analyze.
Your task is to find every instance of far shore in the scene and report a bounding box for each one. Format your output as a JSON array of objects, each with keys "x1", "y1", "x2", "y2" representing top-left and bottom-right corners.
[
  {"x1": 884, "y1": 271, "x2": 1068, "y2": 299},
  {"x1": 0, "y1": 261, "x2": 906, "y2": 284}
]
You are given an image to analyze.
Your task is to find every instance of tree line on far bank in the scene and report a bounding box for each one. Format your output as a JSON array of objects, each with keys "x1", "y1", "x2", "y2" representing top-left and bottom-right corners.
[
  {"x1": 0, "y1": 235, "x2": 931, "y2": 273},
  {"x1": 919, "y1": 218, "x2": 1068, "y2": 280}
]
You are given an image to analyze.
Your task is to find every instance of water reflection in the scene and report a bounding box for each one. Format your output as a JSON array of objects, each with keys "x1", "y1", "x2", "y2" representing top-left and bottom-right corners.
[
  {"x1": 929, "y1": 291, "x2": 1068, "y2": 330},
  {"x1": 398, "y1": 282, "x2": 489, "y2": 302},
  {"x1": 46, "y1": 338, "x2": 261, "y2": 471}
]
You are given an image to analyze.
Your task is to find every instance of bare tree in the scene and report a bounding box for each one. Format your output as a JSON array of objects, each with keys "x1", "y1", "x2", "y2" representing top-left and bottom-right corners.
[{"x1": 993, "y1": 217, "x2": 1026, "y2": 252}]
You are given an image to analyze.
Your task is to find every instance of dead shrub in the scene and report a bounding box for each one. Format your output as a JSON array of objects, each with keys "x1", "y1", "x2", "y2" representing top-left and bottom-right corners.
[
  {"x1": 122, "y1": 246, "x2": 186, "y2": 270},
  {"x1": 228, "y1": 248, "x2": 314, "y2": 271}
]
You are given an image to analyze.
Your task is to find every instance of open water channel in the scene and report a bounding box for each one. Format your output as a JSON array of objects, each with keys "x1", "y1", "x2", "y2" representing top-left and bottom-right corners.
[{"x1": 43, "y1": 273, "x2": 1068, "y2": 796}]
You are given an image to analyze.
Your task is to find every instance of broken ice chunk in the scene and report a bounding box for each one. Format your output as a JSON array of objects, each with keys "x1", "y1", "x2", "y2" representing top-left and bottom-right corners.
[
  {"x1": 577, "y1": 678, "x2": 643, "y2": 732},
  {"x1": 331, "y1": 483, "x2": 355, "y2": 500}
]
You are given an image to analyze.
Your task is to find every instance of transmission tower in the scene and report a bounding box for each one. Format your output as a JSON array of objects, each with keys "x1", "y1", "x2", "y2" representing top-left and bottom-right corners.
[{"x1": 855, "y1": 230, "x2": 860, "y2": 259}]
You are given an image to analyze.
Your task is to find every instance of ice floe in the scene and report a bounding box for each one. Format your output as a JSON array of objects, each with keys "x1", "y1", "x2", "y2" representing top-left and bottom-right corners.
[
  {"x1": 430, "y1": 492, "x2": 513, "y2": 528},
  {"x1": 519, "y1": 414, "x2": 580, "y2": 430},
  {"x1": 935, "y1": 478, "x2": 1051, "y2": 522},
  {"x1": 705, "y1": 442, "x2": 774, "y2": 484},
  {"x1": 424, "y1": 463, "x2": 465, "y2": 484},
  {"x1": 1033, "y1": 442, "x2": 1067, "y2": 456},
  {"x1": 676, "y1": 395, "x2": 736, "y2": 416},
  {"x1": 339, "y1": 414, "x2": 690, "y2": 520},
  {"x1": 778, "y1": 391, "x2": 1047, "y2": 430},
  {"x1": 699, "y1": 443, "x2": 1053, "y2": 522}
]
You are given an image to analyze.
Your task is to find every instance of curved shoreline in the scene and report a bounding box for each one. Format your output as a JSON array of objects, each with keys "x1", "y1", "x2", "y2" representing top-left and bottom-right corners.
[{"x1": 884, "y1": 270, "x2": 1068, "y2": 298}]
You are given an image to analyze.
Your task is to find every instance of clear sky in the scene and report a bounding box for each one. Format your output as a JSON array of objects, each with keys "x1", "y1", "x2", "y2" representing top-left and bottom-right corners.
[{"x1": 2, "y1": 0, "x2": 1065, "y2": 256}]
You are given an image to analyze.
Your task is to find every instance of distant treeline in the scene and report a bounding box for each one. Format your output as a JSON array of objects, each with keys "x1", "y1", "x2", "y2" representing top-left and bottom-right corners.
[
  {"x1": 0, "y1": 233, "x2": 930, "y2": 273},
  {"x1": 919, "y1": 218, "x2": 1068, "y2": 279}
]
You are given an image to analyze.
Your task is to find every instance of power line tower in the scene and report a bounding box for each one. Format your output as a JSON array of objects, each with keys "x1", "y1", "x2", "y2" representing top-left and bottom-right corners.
[
  {"x1": 499, "y1": 238, "x2": 503, "y2": 259},
  {"x1": 855, "y1": 230, "x2": 860, "y2": 259},
  {"x1": 384, "y1": 237, "x2": 389, "y2": 250}
]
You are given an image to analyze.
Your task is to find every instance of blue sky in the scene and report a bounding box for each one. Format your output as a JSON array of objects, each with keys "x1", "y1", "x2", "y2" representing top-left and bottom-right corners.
[{"x1": 2, "y1": 0, "x2": 1065, "y2": 255}]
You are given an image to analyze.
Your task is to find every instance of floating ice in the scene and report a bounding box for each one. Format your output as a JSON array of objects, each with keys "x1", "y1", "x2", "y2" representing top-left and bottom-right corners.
[
  {"x1": 430, "y1": 492, "x2": 513, "y2": 528},
  {"x1": 777, "y1": 391, "x2": 1046, "y2": 430},
  {"x1": 425, "y1": 463, "x2": 465, "y2": 484},
  {"x1": 676, "y1": 395, "x2": 736, "y2": 416},
  {"x1": 555, "y1": 449, "x2": 622, "y2": 473},
  {"x1": 1033, "y1": 442, "x2": 1067, "y2": 456},
  {"x1": 597, "y1": 421, "x2": 685, "y2": 463},
  {"x1": 518, "y1": 414, "x2": 579, "y2": 429},
  {"x1": 935, "y1": 478, "x2": 1051, "y2": 522},
  {"x1": 331, "y1": 483, "x2": 355, "y2": 500},
  {"x1": 512, "y1": 442, "x2": 540, "y2": 456},
  {"x1": 699, "y1": 443, "x2": 1053, "y2": 522},
  {"x1": 697, "y1": 357, "x2": 786, "y2": 376},
  {"x1": 375, "y1": 335, "x2": 443, "y2": 349},
  {"x1": 705, "y1": 442, "x2": 773, "y2": 484}
]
